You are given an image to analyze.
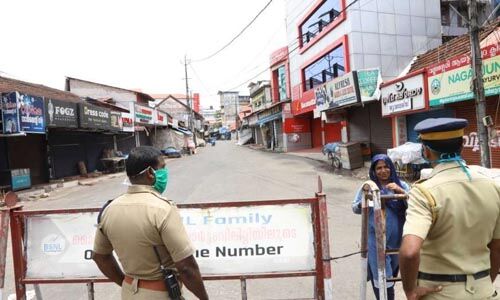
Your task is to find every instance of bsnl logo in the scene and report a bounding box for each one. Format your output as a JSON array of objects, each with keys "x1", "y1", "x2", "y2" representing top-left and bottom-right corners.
[{"x1": 463, "y1": 131, "x2": 500, "y2": 152}]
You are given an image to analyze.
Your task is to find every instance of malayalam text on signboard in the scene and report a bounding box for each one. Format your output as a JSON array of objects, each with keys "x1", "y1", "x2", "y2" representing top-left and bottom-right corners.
[
  {"x1": 427, "y1": 43, "x2": 500, "y2": 106},
  {"x1": 1, "y1": 92, "x2": 20, "y2": 134},
  {"x1": 19, "y1": 93, "x2": 45, "y2": 133}
]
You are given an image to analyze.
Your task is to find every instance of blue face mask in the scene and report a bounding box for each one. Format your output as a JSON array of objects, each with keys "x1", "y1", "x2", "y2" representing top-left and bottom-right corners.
[
  {"x1": 421, "y1": 144, "x2": 471, "y2": 180},
  {"x1": 153, "y1": 168, "x2": 168, "y2": 194}
]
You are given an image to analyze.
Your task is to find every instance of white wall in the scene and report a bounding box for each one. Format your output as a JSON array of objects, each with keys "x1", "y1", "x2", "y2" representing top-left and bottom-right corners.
[
  {"x1": 68, "y1": 79, "x2": 137, "y2": 111},
  {"x1": 285, "y1": 0, "x2": 443, "y2": 87}
]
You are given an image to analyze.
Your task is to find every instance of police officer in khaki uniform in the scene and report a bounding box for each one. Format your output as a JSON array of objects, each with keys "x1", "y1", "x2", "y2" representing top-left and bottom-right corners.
[
  {"x1": 92, "y1": 146, "x2": 209, "y2": 300},
  {"x1": 399, "y1": 118, "x2": 500, "y2": 300}
]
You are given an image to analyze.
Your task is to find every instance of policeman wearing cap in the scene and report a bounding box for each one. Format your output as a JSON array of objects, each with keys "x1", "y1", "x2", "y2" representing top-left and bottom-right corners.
[
  {"x1": 92, "y1": 146, "x2": 209, "y2": 300},
  {"x1": 399, "y1": 118, "x2": 500, "y2": 300}
]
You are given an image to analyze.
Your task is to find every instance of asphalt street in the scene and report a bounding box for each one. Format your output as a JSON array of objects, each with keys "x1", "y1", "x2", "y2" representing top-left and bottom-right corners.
[{"x1": 4, "y1": 141, "x2": 496, "y2": 299}]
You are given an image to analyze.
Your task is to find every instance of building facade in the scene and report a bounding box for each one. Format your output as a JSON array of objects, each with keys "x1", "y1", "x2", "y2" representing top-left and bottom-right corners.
[{"x1": 283, "y1": 0, "x2": 489, "y2": 155}]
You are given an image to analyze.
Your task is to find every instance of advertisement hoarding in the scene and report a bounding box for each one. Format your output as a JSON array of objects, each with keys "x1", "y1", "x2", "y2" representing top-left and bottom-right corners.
[
  {"x1": 357, "y1": 68, "x2": 382, "y2": 102},
  {"x1": 1, "y1": 92, "x2": 20, "y2": 134},
  {"x1": 121, "y1": 112, "x2": 134, "y2": 132},
  {"x1": 134, "y1": 104, "x2": 154, "y2": 125},
  {"x1": 24, "y1": 203, "x2": 315, "y2": 279},
  {"x1": 18, "y1": 93, "x2": 45, "y2": 133},
  {"x1": 110, "y1": 111, "x2": 123, "y2": 131},
  {"x1": 155, "y1": 110, "x2": 168, "y2": 126},
  {"x1": 427, "y1": 43, "x2": 500, "y2": 106},
  {"x1": 78, "y1": 103, "x2": 111, "y2": 130},
  {"x1": 381, "y1": 72, "x2": 426, "y2": 116},
  {"x1": 315, "y1": 71, "x2": 361, "y2": 112},
  {"x1": 45, "y1": 99, "x2": 78, "y2": 128}
]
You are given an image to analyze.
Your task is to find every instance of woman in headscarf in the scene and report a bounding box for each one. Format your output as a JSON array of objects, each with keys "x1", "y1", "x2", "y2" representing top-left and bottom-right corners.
[{"x1": 352, "y1": 154, "x2": 410, "y2": 300}]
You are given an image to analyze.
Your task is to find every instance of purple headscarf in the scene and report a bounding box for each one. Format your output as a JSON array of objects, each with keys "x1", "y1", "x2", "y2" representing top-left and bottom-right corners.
[{"x1": 369, "y1": 154, "x2": 403, "y2": 190}]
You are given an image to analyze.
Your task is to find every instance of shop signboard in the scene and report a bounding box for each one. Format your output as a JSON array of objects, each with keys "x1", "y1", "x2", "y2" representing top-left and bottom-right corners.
[
  {"x1": 23, "y1": 203, "x2": 315, "y2": 279},
  {"x1": 121, "y1": 112, "x2": 134, "y2": 132},
  {"x1": 11, "y1": 168, "x2": 31, "y2": 191},
  {"x1": 155, "y1": 110, "x2": 168, "y2": 126},
  {"x1": 18, "y1": 93, "x2": 45, "y2": 133},
  {"x1": 110, "y1": 111, "x2": 123, "y2": 131},
  {"x1": 283, "y1": 117, "x2": 310, "y2": 133},
  {"x1": 134, "y1": 104, "x2": 154, "y2": 125},
  {"x1": 315, "y1": 71, "x2": 361, "y2": 112},
  {"x1": 381, "y1": 72, "x2": 426, "y2": 117},
  {"x1": 427, "y1": 43, "x2": 500, "y2": 106},
  {"x1": 45, "y1": 99, "x2": 78, "y2": 128},
  {"x1": 357, "y1": 68, "x2": 383, "y2": 102},
  {"x1": 1, "y1": 92, "x2": 20, "y2": 134},
  {"x1": 78, "y1": 103, "x2": 111, "y2": 130}
]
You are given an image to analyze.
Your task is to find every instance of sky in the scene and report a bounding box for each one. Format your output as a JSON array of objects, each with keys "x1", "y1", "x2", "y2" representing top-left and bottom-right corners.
[{"x1": 0, "y1": 0, "x2": 288, "y2": 109}]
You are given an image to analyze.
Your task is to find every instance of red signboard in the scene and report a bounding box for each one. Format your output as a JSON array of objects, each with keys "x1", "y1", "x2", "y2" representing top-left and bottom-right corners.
[
  {"x1": 284, "y1": 118, "x2": 311, "y2": 133},
  {"x1": 193, "y1": 93, "x2": 200, "y2": 113},
  {"x1": 291, "y1": 91, "x2": 316, "y2": 116}
]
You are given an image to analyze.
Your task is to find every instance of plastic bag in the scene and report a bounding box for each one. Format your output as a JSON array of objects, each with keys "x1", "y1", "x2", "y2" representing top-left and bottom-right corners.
[{"x1": 387, "y1": 142, "x2": 427, "y2": 164}]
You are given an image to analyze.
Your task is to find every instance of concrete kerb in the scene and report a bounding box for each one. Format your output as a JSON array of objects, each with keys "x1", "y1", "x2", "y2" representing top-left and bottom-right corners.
[{"x1": 15, "y1": 172, "x2": 126, "y2": 201}]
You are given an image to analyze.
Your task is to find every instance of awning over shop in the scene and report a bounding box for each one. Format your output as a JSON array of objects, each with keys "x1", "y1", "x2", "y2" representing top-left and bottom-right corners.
[
  {"x1": 173, "y1": 127, "x2": 193, "y2": 136},
  {"x1": 257, "y1": 113, "x2": 282, "y2": 126}
]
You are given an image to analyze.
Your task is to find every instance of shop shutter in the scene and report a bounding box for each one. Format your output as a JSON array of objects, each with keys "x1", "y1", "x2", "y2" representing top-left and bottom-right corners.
[
  {"x1": 49, "y1": 131, "x2": 86, "y2": 179},
  {"x1": 7, "y1": 134, "x2": 48, "y2": 185},
  {"x1": 348, "y1": 106, "x2": 370, "y2": 143},
  {"x1": 117, "y1": 133, "x2": 137, "y2": 154},
  {"x1": 368, "y1": 103, "x2": 393, "y2": 155},
  {"x1": 311, "y1": 118, "x2": 323, "y2": 148},
  {"x1": 139, "y1": 131, "x2": 152, "y2": 146},
  {"x1": 275, "y1": 120, "x2": 283, "y2": 148},
  {"x1": 453, "y1": 98, "x2": 500, "y2": 168},
  {"x1": 324, "y1": 122, "x2": 342, "y2": 143}
]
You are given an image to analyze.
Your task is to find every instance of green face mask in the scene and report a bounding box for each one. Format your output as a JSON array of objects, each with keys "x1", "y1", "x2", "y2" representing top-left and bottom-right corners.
[{"x1": 153, "y1": 168, "x2": 168, "y2": 194}]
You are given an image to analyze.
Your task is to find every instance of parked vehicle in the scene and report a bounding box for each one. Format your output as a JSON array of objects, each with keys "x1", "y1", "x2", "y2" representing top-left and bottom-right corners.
[
  {"x1": 322, "y1": 142, "x2": 342, "y2": 170},
  {"x1": 161, "y1": 147, "x2": 182, "y2": 158}
]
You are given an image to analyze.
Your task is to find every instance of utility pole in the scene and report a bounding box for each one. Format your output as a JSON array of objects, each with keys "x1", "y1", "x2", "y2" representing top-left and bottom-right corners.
[
  {"x1": 469, "y1": 0, "x2": 490, "y2": 167},
  {"x1": 184, "y1": 55, "x2": 197, "y2": 146}
]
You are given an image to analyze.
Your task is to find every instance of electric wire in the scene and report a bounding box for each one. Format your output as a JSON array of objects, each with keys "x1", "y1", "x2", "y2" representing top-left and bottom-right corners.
[{"x1": 192, "y1": 0, "x2": 275, "y2": 63}]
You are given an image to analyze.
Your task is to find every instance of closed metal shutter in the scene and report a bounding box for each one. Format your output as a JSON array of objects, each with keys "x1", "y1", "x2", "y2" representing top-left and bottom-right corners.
[
  {"x1": 368, "y1": 102, "x2": 393, "y2": 155},
  {"x1": 348, "y1": 105, "x2": 370, "y2": 143},
  {"x1": 117, "y1": 133, "x2": 136, "y2": 154},
  {"x1": 139, "y1": 131, "x2": 152, "y2": 146},
  {"x1": 275, "y1": 120, "x2": 283, "y2": 148}
]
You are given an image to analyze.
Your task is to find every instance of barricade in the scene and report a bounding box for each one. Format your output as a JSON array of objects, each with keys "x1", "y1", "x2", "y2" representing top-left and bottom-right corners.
[
  {"x1": 8, "y1": 178, "x2": 332, "y2": 300},
  {"x1": 359, "y1": 181, "x2": 408, "y2": 300}
]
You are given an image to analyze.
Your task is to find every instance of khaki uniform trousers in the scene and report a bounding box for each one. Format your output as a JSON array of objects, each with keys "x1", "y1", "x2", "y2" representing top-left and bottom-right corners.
[
  {"x1": 121, "y1": 279, "x2": 185, "y2": 300},
  {"x1": 418, "y1": 276, "x2": 499, "y2": 300}
]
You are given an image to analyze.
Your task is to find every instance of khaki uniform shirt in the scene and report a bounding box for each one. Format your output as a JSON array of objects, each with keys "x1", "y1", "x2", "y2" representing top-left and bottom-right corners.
[
  {"x1": 403, "y1": 162, "x2": 500, "y2": 274},
  {"x1": 93, "y1": 185, "x2": 194, "y2": 280}
]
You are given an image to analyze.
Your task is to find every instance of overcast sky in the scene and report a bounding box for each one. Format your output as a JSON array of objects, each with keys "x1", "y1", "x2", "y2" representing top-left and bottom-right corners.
[{"x1": 0, "y1": 0, "x2": 288, "y2": 109}]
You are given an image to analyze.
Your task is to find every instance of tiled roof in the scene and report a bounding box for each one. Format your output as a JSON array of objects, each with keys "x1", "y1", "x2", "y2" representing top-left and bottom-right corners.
[
  {"x1": 0, "y1": 75, "x2": 82, "y2": 103},
  {"x1": 66, "y1": 77, "x2": 156, "y2": 102},
  {"x1": 151, "y1": 93, "x2": 187, "y2": 100},
  {"x1": 409, "y1": 19, "x2": 500, "y2": 73}
]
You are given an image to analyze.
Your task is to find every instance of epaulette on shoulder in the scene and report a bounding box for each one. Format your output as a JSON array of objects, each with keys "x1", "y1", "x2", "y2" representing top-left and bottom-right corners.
[{"x1": 412, "y1": 178, "x2": 427, "y2": 187}]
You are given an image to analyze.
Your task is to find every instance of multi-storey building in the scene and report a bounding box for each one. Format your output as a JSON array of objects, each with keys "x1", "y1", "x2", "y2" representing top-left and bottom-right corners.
[{"x1": 284, "y1": 0, "x2": 494, "y2": 154}]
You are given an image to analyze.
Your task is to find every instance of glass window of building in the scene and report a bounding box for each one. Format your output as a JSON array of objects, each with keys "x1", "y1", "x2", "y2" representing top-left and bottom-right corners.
[
  {"x1": 300, "y1": 0, "x2": 341, "y2": 46},
  {"x1": 303, "y1": 45, "x2": 345, "y2": 91}
]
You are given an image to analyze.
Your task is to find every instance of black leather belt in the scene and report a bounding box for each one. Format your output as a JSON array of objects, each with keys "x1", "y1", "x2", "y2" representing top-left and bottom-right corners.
[{"x1": 418, "y1": 269, "x2": 490, "y2": 282}]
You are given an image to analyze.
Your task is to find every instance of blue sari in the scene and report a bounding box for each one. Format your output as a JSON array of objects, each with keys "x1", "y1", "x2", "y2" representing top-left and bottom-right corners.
[{"x1": 352, "y1": 154, "x2": 409, "y2": 289}]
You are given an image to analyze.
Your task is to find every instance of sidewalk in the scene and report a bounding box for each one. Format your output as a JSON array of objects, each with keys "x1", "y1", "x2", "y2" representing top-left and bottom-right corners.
[{"x1": 246, "y1": 144, "x2": 371, "y2": 180}]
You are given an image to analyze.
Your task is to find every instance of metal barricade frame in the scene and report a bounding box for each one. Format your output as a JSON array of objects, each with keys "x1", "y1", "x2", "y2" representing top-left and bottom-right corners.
[{"x1": 9, "y1": 179, "x2": 332, "y2": 300}]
